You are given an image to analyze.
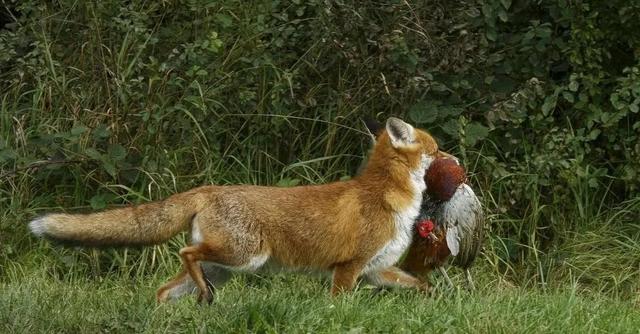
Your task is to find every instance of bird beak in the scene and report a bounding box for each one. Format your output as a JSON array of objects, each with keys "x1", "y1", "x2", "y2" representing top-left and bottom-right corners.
[
  {"x1": 427, "y1": 232, "x2": 439, "y2": 241},
  {"x1": 436, "y1": 150, "x2": 460, "y2": 164}
]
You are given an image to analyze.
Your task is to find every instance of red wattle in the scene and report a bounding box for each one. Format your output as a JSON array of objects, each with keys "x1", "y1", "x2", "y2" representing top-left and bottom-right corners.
[{"x1": 417, "y1": 219, "x2": 435, "y2": 238}]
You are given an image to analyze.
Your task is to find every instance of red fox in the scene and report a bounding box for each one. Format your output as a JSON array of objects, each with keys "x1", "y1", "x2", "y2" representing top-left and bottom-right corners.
[{"x1": 30, "y1": 117, "x2": 441, "y2": 303}]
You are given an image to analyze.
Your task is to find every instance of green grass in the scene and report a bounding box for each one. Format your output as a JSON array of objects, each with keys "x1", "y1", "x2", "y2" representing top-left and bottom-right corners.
[
  {"x1": 3, "y1": 198, "x2": 639, "y2": 333},
  {"x1": 2, "y1": 180, "x2": 638, "y2": 333},
  {"x1": 2, "y1": 264, "x2": 639, "y2": 333}
]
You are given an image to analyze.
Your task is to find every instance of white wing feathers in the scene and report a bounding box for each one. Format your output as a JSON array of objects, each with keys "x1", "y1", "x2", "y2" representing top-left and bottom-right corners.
[
  {"x1": 440, "y1": 184, "x2": 483, "y2": 262},
  {"x1": 446, "y1": 223, "x2": 461, "y2": 256}
]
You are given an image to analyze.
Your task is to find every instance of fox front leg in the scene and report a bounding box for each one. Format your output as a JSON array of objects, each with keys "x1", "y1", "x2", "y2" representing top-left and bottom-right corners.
[
  {"x1": 331, "y1": 261, "x2": 367, "y2": 295},
  {"x1": 366, "y1": 266, "x2": 430, "y2": 293}
]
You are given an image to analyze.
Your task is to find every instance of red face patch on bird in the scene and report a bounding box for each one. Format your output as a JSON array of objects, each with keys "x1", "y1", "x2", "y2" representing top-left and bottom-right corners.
[
  {"x1": 425, "y1": 158, "x2": 466, "y2": 201},
  {"x1": 417, "y1": 219, "x2": 435, "y2": 238}
]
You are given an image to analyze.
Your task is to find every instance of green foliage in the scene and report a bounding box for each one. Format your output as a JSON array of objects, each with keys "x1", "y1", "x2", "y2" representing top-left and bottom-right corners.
[{"x1": 1, "y1": 0, "x2": 639, "y2": 299}]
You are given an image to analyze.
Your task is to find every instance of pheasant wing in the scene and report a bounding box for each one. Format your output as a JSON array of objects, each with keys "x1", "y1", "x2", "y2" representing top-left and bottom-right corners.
[{"x1": 440, "y1": 183, "x2": 484, "y2": 268}]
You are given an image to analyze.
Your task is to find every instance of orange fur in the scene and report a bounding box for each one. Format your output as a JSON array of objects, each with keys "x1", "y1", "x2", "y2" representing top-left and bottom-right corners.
[{"x1": 30, "y1": 118, "x2": 442, "y2": 302}]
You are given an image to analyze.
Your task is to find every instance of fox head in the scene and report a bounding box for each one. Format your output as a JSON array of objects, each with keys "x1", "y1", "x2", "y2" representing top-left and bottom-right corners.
[{"x1": 361, "y1": 117, "x2": 440, "y2": 176}]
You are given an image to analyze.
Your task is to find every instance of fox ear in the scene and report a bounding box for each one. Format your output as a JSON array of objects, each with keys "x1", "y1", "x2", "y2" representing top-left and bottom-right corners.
[
  {"x1": 362, "y1": 117, "x2": 382, "y2": 143},
  {"x1": 386, "y1": 117, "x2": 415, "y2": 147}
]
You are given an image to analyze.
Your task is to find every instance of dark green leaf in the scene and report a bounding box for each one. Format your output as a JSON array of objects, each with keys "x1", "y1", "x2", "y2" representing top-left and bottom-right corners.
[
  {"x1": 276, "y1": 178, "x2": 301, "y2": 187},
  {"x1": 569, "y1": 80, "x2": 579, "y2": 92},
  {"x1": 71, "y1": 125, "x2": 88, "y2": 136},
  {"x1": 102, "y1": 161, "x2": 117, "y2": 177},
  {"x1": 215, "y1": 14, "x2": 233, "y2": 28},
  {"x1": 90, "y1": 194, "x2": 107, "y2": 210},
  {"x1": 541, "y1": 95, "x2": 557, "y2": 115},
  {"x1": 492, "y1": 77, "x2": 516, "y2": 93},
  {"x1": 440, "y1": 119, "x2": 460, "y2": 137},
  {"x1": 92, "y1": 125, "x2": 111, "y2": 141},
  {"x1": 408, "y1": 101, "x2": 439, "y2": 124},
  {"x1": 498, "y1": 10, "x2": 508, "y2": 22},
  {"x1": 562, "y1": 91, "x2": 574, "y2": 103},
  {"x1": 108, "y1": 144, "x2": 127, "y2": 162},
  {"x1": 486, "y1": 29, "x2": 497, "y2": 42},
  {"x1": 85, "y1": 148, "x2": 102, "y2": 160},
  {"x1": 465, "y1": 123, "x2": 489, "y2": 147}
]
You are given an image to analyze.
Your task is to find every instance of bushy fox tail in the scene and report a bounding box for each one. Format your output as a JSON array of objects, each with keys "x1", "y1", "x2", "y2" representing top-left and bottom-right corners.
[{"x1": 28, "y1": 189, "x2": 208, "y2": 247}]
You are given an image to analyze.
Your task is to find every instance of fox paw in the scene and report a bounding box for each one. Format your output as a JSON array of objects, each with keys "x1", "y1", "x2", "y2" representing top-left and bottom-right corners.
[
  {"x1": 196, "y1": 290, "x2": 213, "y2": 305},
  {"x1": 418, "y1": 283, "x2": 433, "y2": 296}
]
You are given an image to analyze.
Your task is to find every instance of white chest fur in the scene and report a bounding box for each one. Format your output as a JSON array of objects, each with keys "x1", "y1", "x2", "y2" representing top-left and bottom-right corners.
[{"x1": 364, "y1": 154, "x2": 433, "y2": 273}]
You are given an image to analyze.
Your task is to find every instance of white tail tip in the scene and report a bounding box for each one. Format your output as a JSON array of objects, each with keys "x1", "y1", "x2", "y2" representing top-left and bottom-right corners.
[{"x1": 29, "y1": 216, "x2": 51, "y2": 237}]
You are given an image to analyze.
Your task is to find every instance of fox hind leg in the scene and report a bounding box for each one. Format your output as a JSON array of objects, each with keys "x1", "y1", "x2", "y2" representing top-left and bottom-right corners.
[
  {"x1": 202, "y1": 262, "x2": 232, "y2": 290},
  {"x1": 180, "y1": 211, "x2": 266, "y2": 303},
  {"x1": 156, "y1": 269, "x2": 190, "y2": 303},
  {"x1": 179, "y1": 240, "x2": 264, "y2": 303},
  {"x1": 179, "y1": 243, "x2": 239, "y2": 304},
  {"x1": 156, "y1": 263, "x2": 231, "y2": 303}
]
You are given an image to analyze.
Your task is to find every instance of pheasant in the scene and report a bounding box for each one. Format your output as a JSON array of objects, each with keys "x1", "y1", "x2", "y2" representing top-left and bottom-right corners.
[{"x1": 400, "y1": 157, "x2": 485, "y2": 289}]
